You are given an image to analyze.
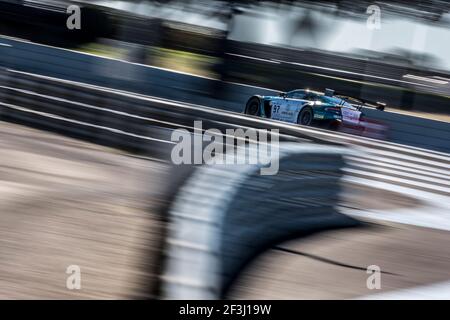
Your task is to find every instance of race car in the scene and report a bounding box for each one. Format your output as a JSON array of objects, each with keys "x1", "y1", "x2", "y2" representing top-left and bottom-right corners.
[{"x1": 243, "y1": 88, "x2": 385, "y2": 129}]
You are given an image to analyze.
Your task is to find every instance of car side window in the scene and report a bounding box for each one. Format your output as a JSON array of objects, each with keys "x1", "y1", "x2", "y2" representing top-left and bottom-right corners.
[
  {"x1": 304, "y1": 93, "x2": 318, "y2": 100},
  {"x1": 287, "y1": 91, "x2": 306, "y2": 99}
]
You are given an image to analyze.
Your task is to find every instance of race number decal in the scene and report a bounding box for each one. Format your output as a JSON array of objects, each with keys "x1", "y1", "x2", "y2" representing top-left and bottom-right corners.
[
  {"x1": 342, "y1": 108, "x2": 361, "y2": 124},
  {"x1": 270, "y1": 99, "x2": 288, "y2": 121}
]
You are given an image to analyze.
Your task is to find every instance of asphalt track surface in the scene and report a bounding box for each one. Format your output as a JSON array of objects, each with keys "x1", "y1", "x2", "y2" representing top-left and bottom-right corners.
[
  {"x1": 0, "y1": 70, "x2": 449, "y2": 298},
  {"x1": 0, "y1": 122, "x2": 168, "y2": 299}
]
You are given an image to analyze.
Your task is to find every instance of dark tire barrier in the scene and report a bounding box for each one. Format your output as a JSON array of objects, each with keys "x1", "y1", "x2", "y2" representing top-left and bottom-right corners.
[{"x1": 159, "y1": 143, "x2": 358, "y2": 299}]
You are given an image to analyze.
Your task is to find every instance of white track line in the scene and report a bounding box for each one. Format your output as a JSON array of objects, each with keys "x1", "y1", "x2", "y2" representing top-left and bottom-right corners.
[
  {"x1": 364, "y1": 148, "x2": 450, "y2": 169},
  {"x1": 355, "y1": 280, "x2": 450, "y2": 300},
  {"x1": 345, "y1": 163, "x2": 450, "y2": 187},
  {"x1": 343, "y1": 175, "x2": 450, "y2": 202},
  {"x1": 346, "y1": 156, "x2": 450, "y2": 178},
  {"x1": 344, "y1": 168, "x2": 450, "y2": 194},
  {"x1": 342, "y1": 205, "x2": 450, "y2": 232}
]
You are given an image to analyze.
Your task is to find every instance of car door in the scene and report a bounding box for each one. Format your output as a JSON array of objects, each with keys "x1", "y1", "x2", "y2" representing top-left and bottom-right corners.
[
  {"x1": 270, "y1": 97, "x2": 290, "y2": 121},
  {"x1": 284, "y1": 98, "x2": 306, "y2": 123},
  {"x1": 286, "y1": 92, "x2": 313, "y2": 124}
]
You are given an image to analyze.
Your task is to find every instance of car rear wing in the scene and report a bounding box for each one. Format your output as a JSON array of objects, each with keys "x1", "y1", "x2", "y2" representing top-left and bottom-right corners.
[{"x1": 336, "y1": 95, "x2": 386, "y2": 111}]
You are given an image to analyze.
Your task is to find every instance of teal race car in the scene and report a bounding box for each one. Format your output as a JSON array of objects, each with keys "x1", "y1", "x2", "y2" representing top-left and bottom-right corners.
[{"x1": 243, "y1": 88, "x2": 383, "y2": 129}]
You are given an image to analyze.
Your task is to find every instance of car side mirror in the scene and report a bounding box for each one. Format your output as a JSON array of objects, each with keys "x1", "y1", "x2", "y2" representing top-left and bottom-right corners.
[{"x1": 279, "y1": 92, "x2": 286, "y2": 98}]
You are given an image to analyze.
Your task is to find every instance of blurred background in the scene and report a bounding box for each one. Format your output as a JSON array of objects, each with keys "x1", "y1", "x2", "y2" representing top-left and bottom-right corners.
[
  {"x1": 0, "y1": 0, "x2": 449, "y2": 300},
  {"x1": 2, "y1": 0, "x2": 450, "y2": 116}
]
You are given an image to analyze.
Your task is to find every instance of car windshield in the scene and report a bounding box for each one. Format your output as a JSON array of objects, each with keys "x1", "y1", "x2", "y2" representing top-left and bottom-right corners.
[
  {"x1": 318, "y1": 95, "x2": 345, "y2": 105},
  {"x1": 286, "y1": 90, "x2": 321, "y2": 100}
]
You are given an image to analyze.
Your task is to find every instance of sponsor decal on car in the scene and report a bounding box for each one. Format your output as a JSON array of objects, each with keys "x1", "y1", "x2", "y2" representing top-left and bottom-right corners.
[
  {"x1": 342, "y1": 108, "x2": 362, "y2": 124},
  {"x1": 314, "y1": 113, "x2": 324, "y2": 119}
]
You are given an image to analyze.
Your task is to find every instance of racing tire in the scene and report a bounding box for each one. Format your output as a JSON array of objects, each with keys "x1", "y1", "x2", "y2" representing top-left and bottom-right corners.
[
  {"x1": 297, "y1": 106, "x2": 313, "y2": 126},
  {"x1": 245, "y1": 97, "x2": 260, "y2": 116}
]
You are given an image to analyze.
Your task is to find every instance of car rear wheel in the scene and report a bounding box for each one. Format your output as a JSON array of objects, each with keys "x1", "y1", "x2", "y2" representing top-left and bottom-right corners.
[
  {"x1": 245, "y1": 97, "x2": 260, "y2": 116},
  {"x1": 298, "y1": 107, "x2": 313, "y2": 126}
]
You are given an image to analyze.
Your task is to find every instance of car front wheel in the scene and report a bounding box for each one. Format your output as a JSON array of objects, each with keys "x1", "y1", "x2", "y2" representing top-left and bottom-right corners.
[{"x1": 245, "y1": 97, "x2": 260, "y2": 116}]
